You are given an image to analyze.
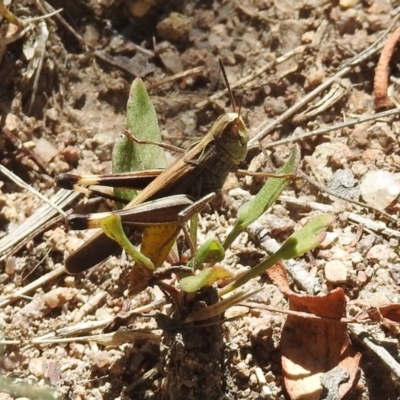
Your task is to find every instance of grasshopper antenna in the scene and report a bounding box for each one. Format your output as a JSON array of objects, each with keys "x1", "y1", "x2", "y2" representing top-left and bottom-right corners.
[
  {"x1": 237, "y1": 94, "x2": 243, "y2": 118},
  {"x1": 218, "y1": 59, "x2": 236, "y2": 113}
]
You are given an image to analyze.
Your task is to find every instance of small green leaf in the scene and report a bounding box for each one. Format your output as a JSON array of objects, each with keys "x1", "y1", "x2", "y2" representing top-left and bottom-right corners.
[
  {"x1": 219, "y1": 214, "x2": 332, "y2": 295},
  {"x1": 100, "y1": 213, "x2": 154, "y2": 270},
  {"x1": 112, "y1": 77, "x2": 166, "y2": 206},
  {"x1": 189, "y1": 238, "x2": 225, "y2": 271},
  {"x1": 223, "y1": 146, "x2": 300, "y2": 249},
  {"x1": 180, "y1": 266, "x2": 233, "y2": 293},
  {"x1": 275, "y1": 214, "x2": 334, "y2": 260}
]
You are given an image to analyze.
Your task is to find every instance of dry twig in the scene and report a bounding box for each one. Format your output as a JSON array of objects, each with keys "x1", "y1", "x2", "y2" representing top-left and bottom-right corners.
[
  {"x1": 374, "y1": 26, "x2": 400, "y2": 110},
  {"x1": 249, "y1": 15, "x2": 400, "y2": 145}
]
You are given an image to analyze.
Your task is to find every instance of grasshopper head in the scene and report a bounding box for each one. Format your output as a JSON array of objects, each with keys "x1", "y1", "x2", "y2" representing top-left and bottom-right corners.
[{"x1": 213, "y1": 112, "x2": 248, "y2": 164}]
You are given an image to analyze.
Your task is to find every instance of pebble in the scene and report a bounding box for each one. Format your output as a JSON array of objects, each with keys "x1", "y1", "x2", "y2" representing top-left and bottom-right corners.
[
  {"x1": 366, "y1": 244, "x2": 390, "y2": 264},
  {"x1": 340, "y1": 0, "x2": 358, "y2": 8},
  {"x1": 4, "y1": 113, "x2": 21, "y2": 132},
  {"x1": 34, "y1": 137, "x2": 58, "y2": 164},
  {"x1": 157, "y1": 12, "x2": 193, "y2": 42},
  {"x1": 360, "y1": 171, "x2": 400, "y2": 210},
  {"x1": 43, "y1": 287, "x2": 78, "y2": 308},
  {"x1": 28, "y1": 357, "x2": 44, "y2": 378},
  {"x1": 324, "y1": 260, "x2": 348, "y2": 283}
]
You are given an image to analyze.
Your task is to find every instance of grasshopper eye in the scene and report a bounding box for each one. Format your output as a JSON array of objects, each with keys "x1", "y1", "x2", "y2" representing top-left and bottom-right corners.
[
  {"x1": 235, "y1": 117, "x2": 247, "y2": 145},
  {"x1": 216, "y1": 113, "x2": 248, "y2": 163}
]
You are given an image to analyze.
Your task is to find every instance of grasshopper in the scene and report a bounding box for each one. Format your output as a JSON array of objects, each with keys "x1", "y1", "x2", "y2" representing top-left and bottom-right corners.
[{"x1": 57, "y1": 62, "x2": 248, "y2": 293}]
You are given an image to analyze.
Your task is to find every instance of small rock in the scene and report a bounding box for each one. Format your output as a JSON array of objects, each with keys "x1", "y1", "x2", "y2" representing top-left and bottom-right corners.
[
  {"x1": 356, "y1": 234, "x2": 376, "y2": 253},
  {"x1": 319, "y1": 231, "x2": 338, "y2": 248},
  {"x1": 69, "y1": 343, "x2": 85, "y2": 358},
  {"x1": 5, "y1": 257, "x2": 15, "y2": 275},
  {"x1": 157, "y1": 12, "x2": 193, "y2": 42},
  {"x1": 128, "y1": 0, "x2": 156, "y2": 17},
  {"x1": 327, "y1": 169, "x2": 359, "y2": 200},
  {"x1": 389, "y1": 264, "x2": 400, "y2": 285},
  {"x1": 305, "y1": 68, "x2": 326, "y2": 88},
  {"x1": 0, "y1": 392, "x2": 13, "y2": 400},
  {"x1": 351, "y1": 252, "x2": 363, "y2": 264},
  {"x1": 91, "y1": 350, "x2": 111, "y2": 370},
  {"x1": 158, "y1": 47, "x2": 183, "y2": 74},
  {"x1": 306, "y1": 142, "x2": 353, "y2": 182},
  {"x1": 264, "y1": 96, "x2": 287, "y2": 116},
  {"x1": 5, "y1": 113, "x2": 21, "y2": 132},
  {"x1": 83, "y1": 24, "x2": 100, "y2": 47},
  {"x1": 64, "y1": 276, "x2": 76, "y2": 287},
  {"x1": 324, "y1": 260, "x2": 348, "y2": 283},
  {"x1": 181, "y1": 48, "x2": 209, "y2": 69},
  {"x1": 93, "y1": 132, "x2": 114, "y2": 161},
  {"x1": 340, "y1": 0, "x2": 358, "y2": 8},
  {"x1": 369, "y1": 292, "x2": 391, "y2": 308},
  {"x1": 65, "y1": 236, "x2": 84, "y2": 253},
  {"x1": 46, "y1": 108, "x2": 58, "y2": 121},
  {"x1": 360, "y1": 171, "x2": 400, "y2": 210},
  {"x1": 34, "y1": 137, "x2": 58, "y2": 164},
  {"x1": 357, "y1": 270, "x2": 368, "y2": 284},
  {"x1": 236, "y1": 361, "x2": 250, "y2": 378},
  {"x1": 45, "y1": 227, "x2": 68, "y2": 252},
  {"x1": 366, "y1": 244, "x2": 390, "y2": 263},
  {"x1": 348, "y1": 122, "x2": 369, "y2": 148},
  {"x1": 60, "y1": 145, "x2": 80, "y2": 164},
  {"x1": 362, "y1": 149, "x2": 383, "y2": 162},
  {"x1": 29, "y1": 357, "x2": 44, "y2": 378},
  {"x1": 331, "y1": 247, "x2": 351, "y2": 262},
  {"x1": 225, "y1": 306, "x2": 249, "y2": 319},
  {"x1": 43, "y1": 287, "x2": 78, "y2": 308}
]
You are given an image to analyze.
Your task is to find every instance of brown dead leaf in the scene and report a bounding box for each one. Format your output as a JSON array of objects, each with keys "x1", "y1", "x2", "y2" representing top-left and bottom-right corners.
[
  {"x1": 281, "y1": 288, "x2": 361, "y2": 400},
  {"x1": 265, "y1": 262, "x2": 292, "y2": 295}
]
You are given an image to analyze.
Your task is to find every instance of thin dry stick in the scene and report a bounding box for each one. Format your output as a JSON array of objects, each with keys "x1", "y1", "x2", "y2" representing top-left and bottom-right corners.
[
  {"x1": 73, "y1": 291, "x2": 107, "y2": 323},
  {"x1": 0, "y1": 265, "x2": 65, "y2": 308},
  {"x1": 7, "y1": 214, "x2": 64, "y2": 258},
  {"x1": 147, "y1": 66, "x2": 205, "y2": 90},
  {"x1": 195, "y1": 45, "x2": 306, "y2": 109},
  {"x1": 374, "y1": 25, "x2": 400, "y2": 110},
  {"x1": 350, "y1": 324, "x2": 400, "y2": 380},
  {"x1": 0, "y1": 186, "x2": 79, "y2": 259},
  {"x1": 38, "y1": 0, "x2": 86, "y2": 47},
  {"x1": 0, "y1": 330, "x2": 161, "y2": 346},
  {"x1": 296, "y1": 170, "x2": 397, "y2": 223},
  {"x1": 243, "y1": 302, "x2": 379, "y2": 325},
  {"x1": 279, "y1": 195, "x2": 400, "y2": 239},
  {"x1": 3, "y1": 128, "x2": 48, "y2": 173},
  {"x1": 0, "y1": 7, "x2": 62, "y2": 46},
  {"x1": 32, "y1": 298, "x2": 166, "y2": 340},
  {"x1": 249, "y1": 15, "x2": 400, "y2": 145},
  {"x1": 0, "y1": 165, "x2": 65, "y2": 215},
  {"x1": 0, "y1": 0, "x2": 22, "y2": 26},
  {"x1": 260, "y1": 107, "x2": 400, "y2": 150},
  {"x1": 31, "y1": 330, "x2": 161, "y2": 346}
]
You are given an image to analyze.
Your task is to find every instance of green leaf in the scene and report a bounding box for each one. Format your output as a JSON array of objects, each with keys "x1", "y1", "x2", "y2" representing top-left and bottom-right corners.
[
  {"x1": 219, "y1": 214, "x2": 333, "y2": 295},
  {"x1": 100, "y1": 213, "x2": 154, "y2": 270},
  {"x1": 180, "y1": 266, "x2": 233, "y2": 293},
  {"x1": 223, "y1": 146, "x2": 300, "y2": 249},
  {"x1": 275, "y1": 214, "x2": 334, "y2": 260},
  {"x1": 112, "y1": 77, "x2": 166, "y2": 206},
  {"x1": 189, "y1": 238, "x2": 225, "y2": 271}
]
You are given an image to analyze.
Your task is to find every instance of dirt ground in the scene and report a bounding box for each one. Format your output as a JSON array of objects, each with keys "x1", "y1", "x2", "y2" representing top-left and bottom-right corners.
[{"x1": 1, "y1": 0, "x2": 400, "y2": 399}]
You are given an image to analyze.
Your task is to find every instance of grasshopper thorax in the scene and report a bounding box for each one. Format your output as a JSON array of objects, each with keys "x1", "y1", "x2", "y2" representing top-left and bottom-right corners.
[{"x1": 213, "y1": 112, "x2": 248, "y2": 164}]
